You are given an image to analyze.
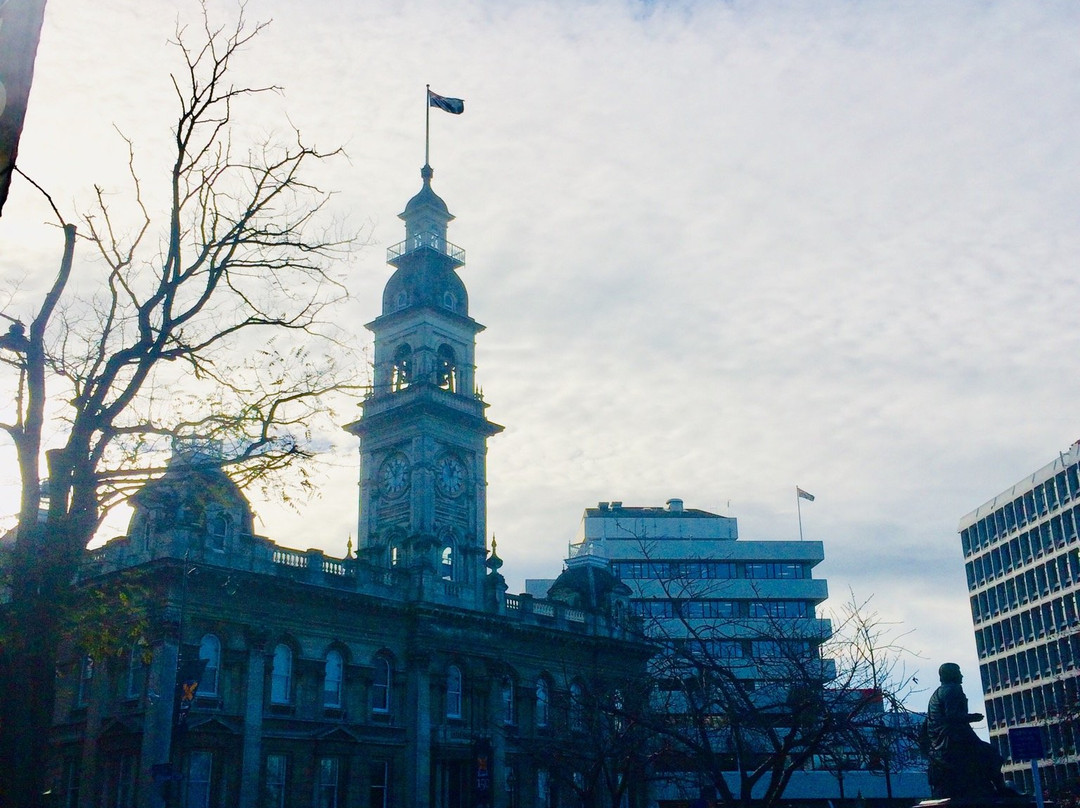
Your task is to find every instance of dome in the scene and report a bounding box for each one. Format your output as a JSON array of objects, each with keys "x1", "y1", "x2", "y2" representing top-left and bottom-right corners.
[{"x1": 400, "y1": 164, "x2": 453, "y2": 224}]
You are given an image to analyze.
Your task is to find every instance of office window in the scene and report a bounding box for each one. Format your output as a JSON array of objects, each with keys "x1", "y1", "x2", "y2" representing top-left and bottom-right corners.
[
  {"x1": 199, "y1": 634, "x2": 221, "y2": 697},
  {"x1": 185, "y1": 751, "x2": 212, "y2": 808},
  {"x1": 446, "y1": 665, "x2": 463, "y2": 719},
  {"x1": 317, "y1": 758, "x2": 339, "y2": 808},
  {"x1": 76, "y1": 654, "x2": 93, "y2": 707},
  {"x1": 324, "y1": 650, "x2": 344, "y2": 708},
  {"x1": 265, "y1": 755, "x2": 287, "y2": 808},
  {"x1": 372, "y1": 655, "x2": 391, "y2": 714},
  {"x1": 270, "y1": 644, "x2": 292, "y2": 705}
]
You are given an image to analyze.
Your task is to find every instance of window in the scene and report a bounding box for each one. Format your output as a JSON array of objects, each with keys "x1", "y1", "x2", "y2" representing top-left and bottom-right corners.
[
  {"x1": 392, "y1": 345, "x2": 412, "y2": 391},
  {"x1": 537, "y1": 770, "x2": 552, "y2": 808},
  {"x1": 127, "y1": 643, "x2": 148, "y2": 700},
  {"x1": 446, "y1": 665, "x2": 463, "y2": 719},
  {"x1": 271, "y1": 644, "x2": 292, "y2": 705},
  {"x1": 76, "y1": 654, "x2": 93, "y2": 707},
  {"x1": 535, "y1": 678, "x2": 550, "y2": 728},
  {"x1": 324, "y1": 650, "x2": 344, "y2": 708},
  {"x1": 437, "y1": 344, "x2": 457, "y2": 391},
  {"x1": 443, "y1": 291, "x2": 458, "y2": 312},
  {"x1": 745, "y1": 562, "x2": 804, "y2": 579},
  {"x1": 185, "y1": 751, "x2": 212, "y2": 808},
  {"x1": 570, "y1": 682, "x2": 585, "y2": 731},
  {"x1": 372, "y1": 655, "x2": 391, "y2": 714},
  {"x1": 369, "y1": 762, "x2": 389, "y2": 808},
  {"x1": 109, "y1": 753, "x2": 137, "y2": 808},
  {"x1": 265, "y1": 755, "x2": 287, "y2": 808},
  {"x1": 63, "y1": 756, "x2": 81, "y2": 808},
  {"x1": 207, "y1": 513, "x2": 230, "y2": 550},
  {"x1": 317, "y1": 758, "x2": 340, "y2": 808},
  {"x1": 501, "y1": 677, "x2": 515, "y2": 725},
  {"x1": 199, "y1": 634, "x2": 221, "y2": 697},
  {"x1": 441, "y1": 544, "x2": 454, "y2": 581}
]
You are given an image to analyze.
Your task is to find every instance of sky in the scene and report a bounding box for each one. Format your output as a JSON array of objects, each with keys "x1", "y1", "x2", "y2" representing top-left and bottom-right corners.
[{"x1": 3, "y1": 0, "x2": 1080, "y2": 716}]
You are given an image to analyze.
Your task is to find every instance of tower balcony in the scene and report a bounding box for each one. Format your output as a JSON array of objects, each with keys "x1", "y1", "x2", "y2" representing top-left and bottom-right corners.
[{"x1": 387, "y1": 232, "x2": 465, "y2": 268}]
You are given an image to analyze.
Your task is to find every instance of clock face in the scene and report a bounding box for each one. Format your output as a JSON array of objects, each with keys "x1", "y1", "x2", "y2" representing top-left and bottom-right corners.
[
  {"x1": 379, "y1": 454, "x2": 410, "y2": 498},
  {"x1": 436, "y1": 455, "x2": 466, "y2": 498}
]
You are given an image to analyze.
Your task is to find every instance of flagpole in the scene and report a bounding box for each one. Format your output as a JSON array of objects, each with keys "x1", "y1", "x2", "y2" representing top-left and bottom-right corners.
[
  {"x1": 796, "y1": 486, "x2": 804, "y2": 541},
  {"x1": 425, "y1": 84, "x2": 431, "y2": 166}
]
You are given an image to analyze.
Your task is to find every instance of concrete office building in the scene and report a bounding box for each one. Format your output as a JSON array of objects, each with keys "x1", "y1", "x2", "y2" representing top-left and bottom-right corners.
[{"x1": 959, "y1": 441, "x2": 1080, "y2": 794}]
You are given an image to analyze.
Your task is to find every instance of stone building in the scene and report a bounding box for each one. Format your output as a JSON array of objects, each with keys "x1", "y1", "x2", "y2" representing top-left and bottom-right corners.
[
  {"x1": 959, "y1": 440, "x2": 1080, "y2": 794},
  {"x1": 47, "y1": 165, "x2": 651, "y2": 808}
]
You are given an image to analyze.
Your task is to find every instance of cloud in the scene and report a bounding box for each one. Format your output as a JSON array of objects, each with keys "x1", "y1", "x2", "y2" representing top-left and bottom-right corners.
[{"x1": 3, "y1": 0, "x2": 1079, "y2": 712}]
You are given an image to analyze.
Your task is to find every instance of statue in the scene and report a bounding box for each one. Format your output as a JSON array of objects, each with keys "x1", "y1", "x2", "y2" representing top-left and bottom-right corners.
[{"x1": 924, "y1": 662, "x2": 1012, "y2": 799}]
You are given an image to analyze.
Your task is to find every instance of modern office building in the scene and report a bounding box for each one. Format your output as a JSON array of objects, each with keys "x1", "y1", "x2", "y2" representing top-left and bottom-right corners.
[
  {"x1": 44, "y1": 165, "x2": 652, "y2": 808},
  {"x1": 532, "y1": 498, "x2": 832, "y2": 680},
  {"x1": 959, "y1": 441, "x2": 1080, "y2": 794}
]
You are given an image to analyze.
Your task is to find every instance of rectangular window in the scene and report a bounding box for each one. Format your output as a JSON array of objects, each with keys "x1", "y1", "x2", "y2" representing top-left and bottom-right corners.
[
  {"x1": 76, "y1": 654, "x2": 93, "y2": 708},
  {"x1": 369, "y1": 762, "x2": 389, "y2": 808},
  {"x1": 682, "y1": 600, "x2": 736, "y2": 619},
  {"x1": 185, "y1": 751, "x2": 212, "y2": 808},
  {"x1": 750, "y1": 600, "x2": 809, "y2": 618},
  {"x1": 111, "y1": 753, "x2": 137, "y2": 808},
  {"x1": 265, "y1": 755, "x2": 287, "y2": 808},
  {"x1": 317, "y1": 758, "x2": 339, "y2": 808},
  {"x1": 63, "y1": 756, "x2": 81, "y2": 808}
]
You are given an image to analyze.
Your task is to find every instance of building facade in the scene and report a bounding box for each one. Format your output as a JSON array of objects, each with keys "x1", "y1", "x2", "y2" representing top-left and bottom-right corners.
[
  {"x1": 959, "y1": 441, "x2": 1080, "y2": 794},
  {"x1": 46, "y1": 166, "x2": 651, "y2": 808}
]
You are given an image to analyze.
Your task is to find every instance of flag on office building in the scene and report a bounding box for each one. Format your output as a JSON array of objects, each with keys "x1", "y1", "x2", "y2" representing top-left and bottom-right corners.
[
  {"x1": 428, "y1": 90, "x2": 464, "y2": 115},
  {"x1": 796, "y1": 487, "x2": 815, "y2": 502},
  {"x1": 0, "y1": 0, "x2": 49, "y2": 216}
]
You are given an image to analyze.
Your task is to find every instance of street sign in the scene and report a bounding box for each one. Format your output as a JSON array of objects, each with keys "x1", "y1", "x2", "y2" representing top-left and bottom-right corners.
[{"x1": 1008, "y1": 727, "x2": 1045, "y2": 761}]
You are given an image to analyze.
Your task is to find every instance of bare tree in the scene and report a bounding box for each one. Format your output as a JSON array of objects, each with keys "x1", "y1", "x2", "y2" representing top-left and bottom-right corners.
[
  {"x1": 0, "y1": 7, "x2": 360, "y2": 805},
  {"x1": 628, "y1": 560, "x2": 920, "y2": 808}
]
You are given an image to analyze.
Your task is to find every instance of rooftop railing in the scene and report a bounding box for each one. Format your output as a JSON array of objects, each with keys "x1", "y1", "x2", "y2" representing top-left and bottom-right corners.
[{"x1": 387, "y1": 232, "x2": 465, "y2": 265}]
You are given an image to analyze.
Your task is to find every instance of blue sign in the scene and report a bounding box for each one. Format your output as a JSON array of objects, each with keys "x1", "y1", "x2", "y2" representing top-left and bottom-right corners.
[{"x1": 1008, "y1": 727, "x2": 1045, "y2": 761}]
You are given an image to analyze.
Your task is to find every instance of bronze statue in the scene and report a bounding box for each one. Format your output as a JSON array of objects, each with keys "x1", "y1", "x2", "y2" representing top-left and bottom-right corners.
[{"x1": 924, "y1": 662, "x2": 1011, "y2": 799}]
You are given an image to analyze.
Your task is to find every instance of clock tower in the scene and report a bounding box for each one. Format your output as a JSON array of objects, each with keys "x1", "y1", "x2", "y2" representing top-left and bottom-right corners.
[{"x1": 345, "y1": 164, "x2": 502, "y2": 604}]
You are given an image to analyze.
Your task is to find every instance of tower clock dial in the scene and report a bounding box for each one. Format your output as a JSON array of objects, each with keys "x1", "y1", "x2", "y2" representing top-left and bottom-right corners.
[
  {"x1": 436, "y1": 455, "x2": 466, "y2": 498},
  {"x1": 379, "y1": 454, "x2": 410, "y2": 498}
]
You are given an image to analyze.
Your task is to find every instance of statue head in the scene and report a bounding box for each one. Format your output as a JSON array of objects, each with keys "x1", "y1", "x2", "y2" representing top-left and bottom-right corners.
[{"x1": 938, "y1": 662, "x2": 963, "y2": 683}]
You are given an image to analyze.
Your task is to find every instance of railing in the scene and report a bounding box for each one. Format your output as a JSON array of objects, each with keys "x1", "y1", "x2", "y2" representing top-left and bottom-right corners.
[
  {"x1": 386, "y1": 232, "x2": 465, "y2": 265},
  {"x1": 272, "y1": 548, "x2": 306, "y2": 568},
  {"x1": 322, "y1": 559, "x2": 346, "y2": 576}
]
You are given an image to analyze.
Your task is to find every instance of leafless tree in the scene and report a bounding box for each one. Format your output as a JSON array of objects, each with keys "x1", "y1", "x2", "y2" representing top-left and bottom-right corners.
[
  {"x1": 0, "y1": 7, "x2": 361, "y2": 805},
  {"x1": 625, "y1": 551, "x2": 920, "y2": 808}
]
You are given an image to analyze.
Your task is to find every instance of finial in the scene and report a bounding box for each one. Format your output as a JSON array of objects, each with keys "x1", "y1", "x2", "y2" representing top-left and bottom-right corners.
[
  {"x1": 347, "y1": 535, "x2": 353, "y2": 558},
  {"x1": 421, "y1": 164, "x2": 434, "y2": 183},
  {"x1": 486, "y1": 535, "x2": 503, "y2": 572}
]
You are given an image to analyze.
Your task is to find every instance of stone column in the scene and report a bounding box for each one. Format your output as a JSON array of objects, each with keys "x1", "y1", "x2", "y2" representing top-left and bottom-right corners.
[
  {"x1": 405, "y1": 653, "x2": 433, "y2": 808},
  {"x1": 238, "y1": 634, "x2": 268, "y2": 807}
]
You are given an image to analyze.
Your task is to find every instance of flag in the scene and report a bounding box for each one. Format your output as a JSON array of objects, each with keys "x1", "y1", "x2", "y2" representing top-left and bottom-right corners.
[
  {"x1": 429, "y1": 90, "x2": 464, "y2": 115},
  {"x1": 0, "y1": 0, "x2": 48, "y2": 216},
  {"x1": 797, "y1": 487, "x2": 815, "y2": 502}
]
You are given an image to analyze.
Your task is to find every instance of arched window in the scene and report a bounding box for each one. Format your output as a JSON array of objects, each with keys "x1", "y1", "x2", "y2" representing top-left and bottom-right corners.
[
  {"x1": 535, "y1": 677, "x2": 550, "y2": 728},
  {"x1": 372, "y1": 655, "x2": 392, "y2": 714},
  {"x1": 501, "y1": 676, "x2": 516, "y2": 725},
  {"x1": 437, "y1": 344, "x2": 456, "y2": 392},
  {"x1": 446, "y1": 665, "x2": 463, "y2": 719},
  {"x1": 199, "y1": 634, "x2": 221, "y2": 697},
  {"x1": 207, "y1": 513, "x2": 230, "y2": 551},
  {"x1": 570, "y1": 681, "x2": 585, "y2": 732},
  {"x1": 392, "y1": 345, "x2": 412, "y2": 391},
  {"x1": 324, "y1": 649, "x2": 344, "y2": 708},
  {"x1": 441, "y1": 544, "x2": 454, "y2": 581},
  {"x1": 270, "y1": 644, "x2": 292, "y2": 705},
  {"x1": 390, "y1": 542, "x2": 403, "y2": 567},
  {"x1": 443, "y1": 291, "x2": 457, "y2": 312}
]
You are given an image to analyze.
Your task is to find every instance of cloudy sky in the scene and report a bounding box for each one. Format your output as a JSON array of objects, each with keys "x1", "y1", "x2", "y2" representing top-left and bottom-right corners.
[{"x1": 3, "y1": 0, "x2": 1080, "y2": 714}]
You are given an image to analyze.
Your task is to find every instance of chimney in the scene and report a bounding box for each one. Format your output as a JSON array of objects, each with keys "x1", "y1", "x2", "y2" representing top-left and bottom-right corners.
[{"x1": 666, "y1": 498, "x2": 684, "y2": 513}]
